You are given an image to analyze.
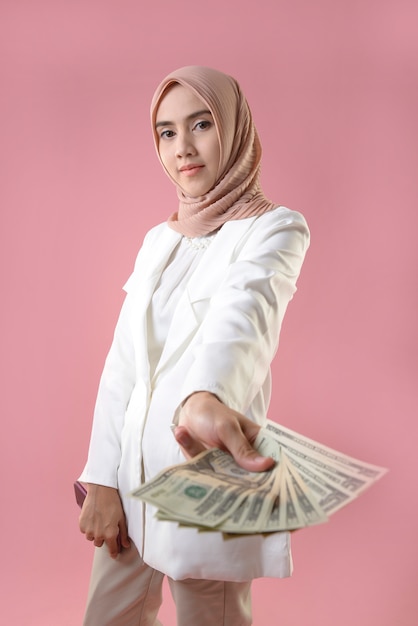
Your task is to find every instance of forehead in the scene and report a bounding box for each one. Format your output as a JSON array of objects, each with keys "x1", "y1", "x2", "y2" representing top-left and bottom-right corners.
[{"x1": 155, "y1": 84, "x2": 210, "y2": 122}]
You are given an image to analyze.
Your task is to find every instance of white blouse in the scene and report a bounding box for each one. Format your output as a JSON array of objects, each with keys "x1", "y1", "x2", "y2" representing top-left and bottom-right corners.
[{"x1": 147, "y1": 233, "x2": 217, "y2": 376}]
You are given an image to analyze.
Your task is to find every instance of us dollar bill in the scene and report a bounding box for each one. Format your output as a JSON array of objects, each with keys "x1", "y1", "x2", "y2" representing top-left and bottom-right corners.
[
  {"x1": 130, "y1": 422, "x2": 387, "y2": 532},
  {"x1": 131, "y1": 446, "x2": 280, "y2": 529},
  {"x1": 265, "y1": 420, "x2": 387, "y2": 484}
]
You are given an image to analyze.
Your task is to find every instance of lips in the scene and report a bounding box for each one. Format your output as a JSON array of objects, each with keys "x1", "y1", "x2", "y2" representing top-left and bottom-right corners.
[{"x1": 179, "y1": 164, "x2": 204, "y2": 176}]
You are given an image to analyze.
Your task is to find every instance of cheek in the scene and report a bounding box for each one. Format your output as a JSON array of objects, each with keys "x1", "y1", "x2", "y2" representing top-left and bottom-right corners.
[{"x1": 158, "y1": 146, "x2": 172, "y2": 172}]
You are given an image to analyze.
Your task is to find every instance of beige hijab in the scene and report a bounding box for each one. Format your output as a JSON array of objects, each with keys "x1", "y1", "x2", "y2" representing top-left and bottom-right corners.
[{"x1": 150, "y1": 66, "x2": 277, "y2": 237}]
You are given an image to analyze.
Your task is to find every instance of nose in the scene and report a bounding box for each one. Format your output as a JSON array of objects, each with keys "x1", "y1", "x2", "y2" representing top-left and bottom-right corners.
[{"x1": 175, "y1": 131, "x2": 197, "y2": 158}]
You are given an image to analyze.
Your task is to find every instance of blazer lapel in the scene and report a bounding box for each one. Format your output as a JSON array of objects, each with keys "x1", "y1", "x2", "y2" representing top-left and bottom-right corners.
[
  {"x1": 152, "y1": 216, "x2": 258, "y2": 383},
  {"x1": 124, "y1": 227, "x2": 182, "y2": 295},
  {"x1": 126, "y1": 227, "x2": 182, "y2": 381}
]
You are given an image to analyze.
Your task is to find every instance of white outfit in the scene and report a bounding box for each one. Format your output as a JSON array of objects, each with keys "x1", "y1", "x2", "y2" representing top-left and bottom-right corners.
[{"x1": 79, "y1": 206, "x2": 310, "y2": 582}]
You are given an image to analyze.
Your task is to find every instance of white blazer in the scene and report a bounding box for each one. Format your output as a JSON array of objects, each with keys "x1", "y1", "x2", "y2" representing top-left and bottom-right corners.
[{"x1": 80, "y1": 206, "x2": 310, "y2": 581}]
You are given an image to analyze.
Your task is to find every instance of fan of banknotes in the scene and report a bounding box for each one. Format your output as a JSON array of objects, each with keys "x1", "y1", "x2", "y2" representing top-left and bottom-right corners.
[{"x1": 130, "y1": 419, "x2": 387, "y2": 533}]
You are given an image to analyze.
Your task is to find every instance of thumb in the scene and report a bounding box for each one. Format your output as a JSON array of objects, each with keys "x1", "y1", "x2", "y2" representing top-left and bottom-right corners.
[
  {"x1": 226, "y1": 421, "x2": 275, "y2": 472},
  {"x1": 231, "y1": 440, "x2": 275, "y2": 472}
]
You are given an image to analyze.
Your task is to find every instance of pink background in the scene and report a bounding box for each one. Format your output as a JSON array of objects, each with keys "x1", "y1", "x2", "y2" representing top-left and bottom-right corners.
[{"x1": 1, "y1": 1, "x2": 417, "y2": 624}]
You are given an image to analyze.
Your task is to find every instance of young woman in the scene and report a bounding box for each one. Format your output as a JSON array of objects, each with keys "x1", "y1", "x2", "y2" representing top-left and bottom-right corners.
[{"x1": 79, "y1": 65, "x2": 310, "y2": 625}]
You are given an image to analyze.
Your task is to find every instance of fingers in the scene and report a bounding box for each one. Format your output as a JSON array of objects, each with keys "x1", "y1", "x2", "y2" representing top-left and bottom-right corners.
[
  {"x1": 106, "y1": 535, "x2": 120, "y2": 559},
  {"x1": 84, "y1": 528, "x2": 127, "y2": 559},
  {"x1": 81, "y1": 523, "x2": 119, "y2": 557},
  {"x1": 173, "y1": 425, "x2": 206, "y2": 459},
  {"x1": 79, "y1": 485, "x2": 130, "y2": 558},
  {"x1": 118, "y1": 516, "x2": 131, "y2": 551}
]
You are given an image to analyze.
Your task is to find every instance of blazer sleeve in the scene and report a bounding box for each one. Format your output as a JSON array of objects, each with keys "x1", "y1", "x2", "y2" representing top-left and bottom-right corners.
[
  {"x1": 177, "y1": 208, "x2": 310, "y2": 414},
  {"x1": 78, "y1": 292, "x2": 137, "y2": 488}
]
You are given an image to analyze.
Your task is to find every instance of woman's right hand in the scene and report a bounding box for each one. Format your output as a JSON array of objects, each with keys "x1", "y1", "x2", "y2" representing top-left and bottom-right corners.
[
  {"x1": 176, "y1": 392, "x2": 275, "y2": 472},
  {"x1": 79, "y1": 484, "x2": 131, "y2": 559}
]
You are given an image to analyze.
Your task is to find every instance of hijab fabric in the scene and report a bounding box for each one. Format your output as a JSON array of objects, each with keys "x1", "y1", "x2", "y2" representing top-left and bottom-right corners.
[{"x1": 150, "y1": 65, "x2": 277, "y2": 237}]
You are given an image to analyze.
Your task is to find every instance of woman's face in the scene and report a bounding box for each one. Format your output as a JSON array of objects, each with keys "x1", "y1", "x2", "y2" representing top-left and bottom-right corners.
[{"x1": 155, "y1": 84, "x2": 221, "y2": 198}]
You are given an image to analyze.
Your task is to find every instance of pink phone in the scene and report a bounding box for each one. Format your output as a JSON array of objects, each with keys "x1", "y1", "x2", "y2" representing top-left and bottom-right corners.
[{"x1": 74, "y1": 481, "x2": 87, "y2": 508}]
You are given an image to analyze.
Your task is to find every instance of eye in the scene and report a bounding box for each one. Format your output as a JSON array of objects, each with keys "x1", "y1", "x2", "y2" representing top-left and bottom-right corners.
[
  {"x1": 159, "y1": 129, "x2": 175, "y2": 139},
  {"x1": 193, "y1": 120, "x2": 212, "y2": 132}
]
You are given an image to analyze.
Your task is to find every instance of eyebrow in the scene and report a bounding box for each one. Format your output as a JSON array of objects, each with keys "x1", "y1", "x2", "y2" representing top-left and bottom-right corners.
[{"x1": 155, "y1": 109, "x2": 212, "y2": 128}]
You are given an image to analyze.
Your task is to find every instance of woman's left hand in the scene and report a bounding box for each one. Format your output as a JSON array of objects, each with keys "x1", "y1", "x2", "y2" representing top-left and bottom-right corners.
[{"x1": 174, "y1": 391, "x2": 274, "y2": 472}]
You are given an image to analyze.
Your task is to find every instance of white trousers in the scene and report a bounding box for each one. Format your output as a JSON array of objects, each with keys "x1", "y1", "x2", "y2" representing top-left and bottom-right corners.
[{"x1": 83, "y1": 543, "x2": 253, "y2": 626}]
